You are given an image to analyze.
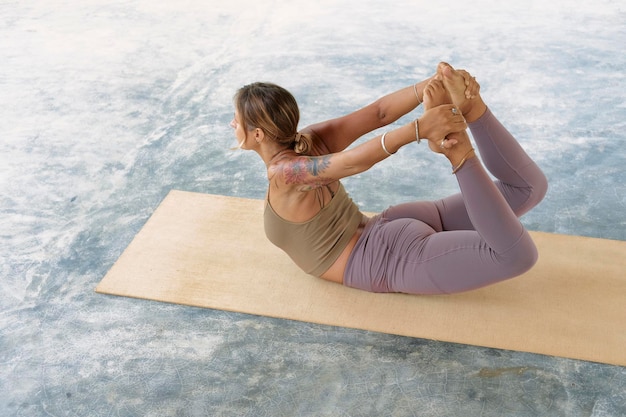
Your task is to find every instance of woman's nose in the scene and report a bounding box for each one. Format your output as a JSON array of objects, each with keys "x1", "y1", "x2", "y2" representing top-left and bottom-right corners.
[{"x1": 229, "y1": 119, "x2": 236, "y2": 129}]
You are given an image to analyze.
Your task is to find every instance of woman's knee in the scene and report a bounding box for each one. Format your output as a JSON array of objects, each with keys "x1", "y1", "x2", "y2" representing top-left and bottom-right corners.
[
  {"x1": 529, "y1": 166, "x2": 548, "y2": 207},
  {"x1": 506, "y1": 167, "x2": 548, "y2": 217},
  {"x1": 520, "y1": 163, "x2": 549, "y2": 214},
  {"x1": 500, "y1": 231, "x2": 539, "y2": 277}
]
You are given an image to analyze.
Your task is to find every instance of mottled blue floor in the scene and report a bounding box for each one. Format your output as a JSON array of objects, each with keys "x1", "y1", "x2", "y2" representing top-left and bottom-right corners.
[{"x1": 1, "y1": 1, "x2": 625, "y2": 416}]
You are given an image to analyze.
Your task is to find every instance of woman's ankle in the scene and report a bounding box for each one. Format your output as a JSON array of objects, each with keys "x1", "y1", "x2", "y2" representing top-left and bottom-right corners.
[
  {"x1": 464, "y1": 99, "x2": 488, "y2": 124},
  {"x1": 446, "y1": 144, "x2": 475, "y2": 169}
]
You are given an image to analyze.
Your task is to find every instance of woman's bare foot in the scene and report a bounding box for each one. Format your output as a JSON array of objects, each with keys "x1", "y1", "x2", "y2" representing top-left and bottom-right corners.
[
  {"x1": 422, "y1": 79, "x2": 466, "y2": 148},
  {"x1": 437, "y1": 62, "x2": 487, "y2": 123},
  {"x1": 422, "y1": 79, "x2": 475, "y2": 167}
]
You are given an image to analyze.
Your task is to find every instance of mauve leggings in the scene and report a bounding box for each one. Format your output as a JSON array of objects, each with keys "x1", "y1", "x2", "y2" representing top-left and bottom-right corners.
[{"x1": 344, "y1": 108, "x2": 548, "y2": 294}]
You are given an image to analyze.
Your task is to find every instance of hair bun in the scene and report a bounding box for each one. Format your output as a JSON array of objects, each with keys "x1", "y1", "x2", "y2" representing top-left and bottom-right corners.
[{"x1": 293, "y1": 132, "x2": 312, "y2": 154}]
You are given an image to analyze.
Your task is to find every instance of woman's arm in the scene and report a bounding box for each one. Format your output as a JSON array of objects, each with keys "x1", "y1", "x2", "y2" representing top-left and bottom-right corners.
[
  {"x1": 272, "y1": 104, "x2": 466, "y2": 191},
  {"x1": 303, "y1": 77, "x2": 434, "y2": 154}
]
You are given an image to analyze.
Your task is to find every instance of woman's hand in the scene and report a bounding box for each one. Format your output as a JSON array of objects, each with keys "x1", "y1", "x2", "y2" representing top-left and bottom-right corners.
[{"x1": 418, "y1": 103, "x2": 467, "y2": 146}]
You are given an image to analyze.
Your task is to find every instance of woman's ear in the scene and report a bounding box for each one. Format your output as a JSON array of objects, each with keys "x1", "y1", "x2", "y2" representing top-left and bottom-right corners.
[{"x1": 254, "y1": 128, "x2": 265, "y2": 144}]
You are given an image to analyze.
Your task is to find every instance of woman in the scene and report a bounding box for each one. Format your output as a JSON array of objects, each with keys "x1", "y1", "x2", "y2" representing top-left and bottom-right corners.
[{"x1": 230, "y1": 62, "x2": 547, "y2": 294}]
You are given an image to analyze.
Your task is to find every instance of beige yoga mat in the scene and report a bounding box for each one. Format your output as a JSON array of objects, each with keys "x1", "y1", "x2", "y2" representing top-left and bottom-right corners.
[{"x1": 96, "y1": 190, "x2": 626, "y2": 366}]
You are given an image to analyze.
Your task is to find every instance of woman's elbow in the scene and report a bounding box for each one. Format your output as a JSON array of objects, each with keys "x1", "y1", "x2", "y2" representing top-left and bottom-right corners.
[{"x1": 374, "y1": 100, "x2": 396, "y2": 127}]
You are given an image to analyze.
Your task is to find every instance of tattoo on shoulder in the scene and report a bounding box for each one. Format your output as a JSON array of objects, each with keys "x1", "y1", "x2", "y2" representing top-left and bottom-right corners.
[
  {"x1": 283, "y1": 155, "x2": 332, "y2": 187},
  {"x1": 311, "y1": 155, "x2": 331, "y2": 176}
]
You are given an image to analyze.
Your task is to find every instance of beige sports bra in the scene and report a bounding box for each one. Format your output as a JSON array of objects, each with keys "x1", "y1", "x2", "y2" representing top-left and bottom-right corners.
[{"x1": 264, "y1": 182, "x2": 362, "y2": 277}]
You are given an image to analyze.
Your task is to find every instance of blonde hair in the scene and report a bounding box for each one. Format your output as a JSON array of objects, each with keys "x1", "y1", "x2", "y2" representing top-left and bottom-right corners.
[{"x1": 234, "y1": 82, "x2": 313, "y2": 154}]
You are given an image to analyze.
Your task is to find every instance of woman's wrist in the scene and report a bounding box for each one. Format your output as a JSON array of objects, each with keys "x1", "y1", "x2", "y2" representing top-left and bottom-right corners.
[
  {"x1": 384, "y1": 122, "x2": 421, "y2": 154},
  {"x1": 413, "y1": 83, "x2": 422, "y2": 106},
  {"x1": 412, "y1": 76, "x2": 435, "y2": 107}
]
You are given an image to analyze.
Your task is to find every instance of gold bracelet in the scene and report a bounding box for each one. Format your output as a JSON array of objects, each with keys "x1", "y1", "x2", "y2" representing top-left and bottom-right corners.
[
  {"x1": 452, "y1": 148, "x2": 475, "y2": 174},
  {"x1": 413, "y1": 83, "x2": 421, "y2": 105},
  {"x1": 414, "y1": 119, "x2": 420, "y2": 144}
]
